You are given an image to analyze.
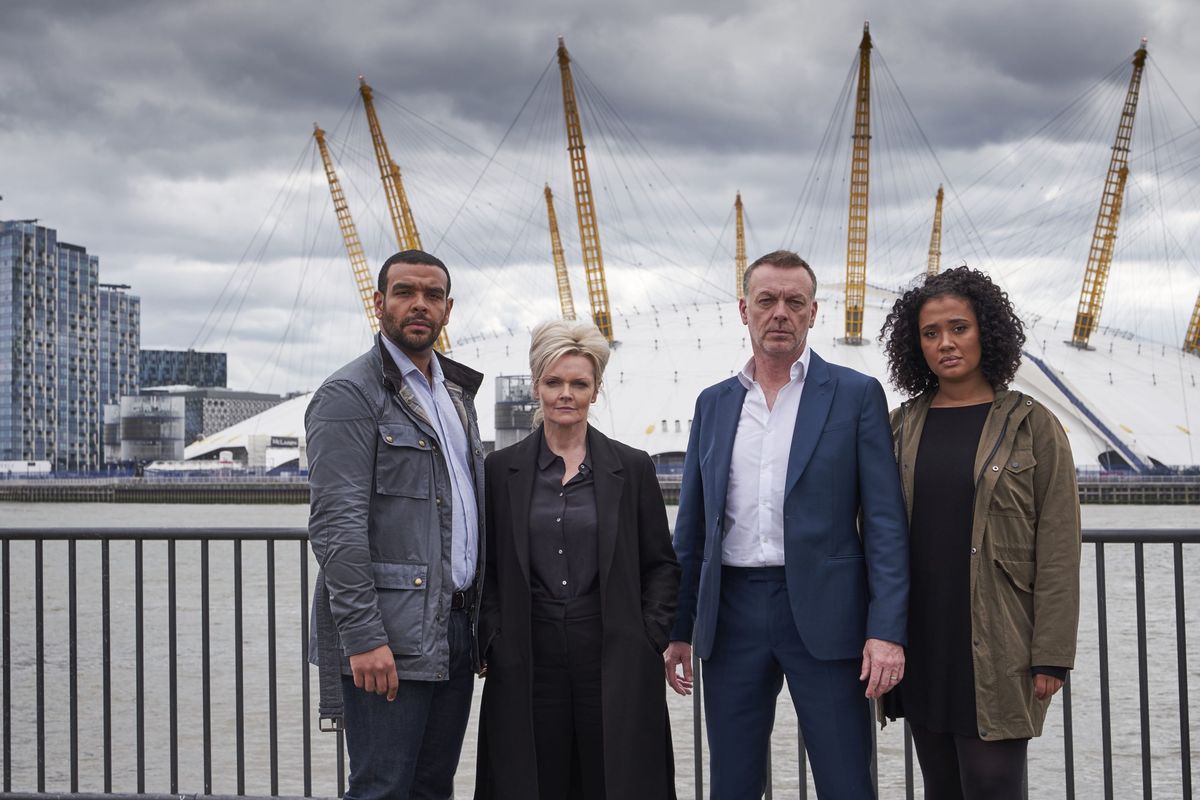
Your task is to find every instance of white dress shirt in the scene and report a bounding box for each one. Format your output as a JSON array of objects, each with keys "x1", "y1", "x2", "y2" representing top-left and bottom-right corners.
[
  {"x1": 721, "y1": 348, "x2": 810, "y2": 567},
  {"x1": 382, "y1": 336, "x2": 479, "y2": 590}
]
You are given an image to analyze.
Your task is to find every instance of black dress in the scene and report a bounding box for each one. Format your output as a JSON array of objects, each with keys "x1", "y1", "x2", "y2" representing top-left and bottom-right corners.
[{"x1": 903, "y1": 402, "x2": 990, "y2": 736}]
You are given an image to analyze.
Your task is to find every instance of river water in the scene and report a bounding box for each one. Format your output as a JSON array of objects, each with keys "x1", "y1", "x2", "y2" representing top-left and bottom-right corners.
[{"x1": 1, "y1": 503, "x2": 1197, "y2": 798}]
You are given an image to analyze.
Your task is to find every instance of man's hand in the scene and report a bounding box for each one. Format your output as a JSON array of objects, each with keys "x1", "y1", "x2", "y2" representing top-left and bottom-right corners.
[
  {"x1": 860, "y1": 638, "x2": 905, "y2": 699},
  {"x1": 1034, "y1": 673, "x2": 1064, "y2": 700},
  {"x1": 350, "y1": 644, "x2": 398, "y2": 701},
  {"x1": 664, "y1": 641, "x2": 694, "y2": 696}
]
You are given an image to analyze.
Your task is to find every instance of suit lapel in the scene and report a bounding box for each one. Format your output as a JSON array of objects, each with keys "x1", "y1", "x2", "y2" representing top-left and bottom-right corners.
[
  {"x1": 709, "y1": 380, "x2": 747, "y2": 526},
  {"x1": 786, "y1": 351, "x2": 836, "y2": 496},
  {"x1": 588, "y1": 427, "x2": 624, "y2": 594},
  {"x1": 506, "y1": 431, "x2": 541, "y2": 585}
]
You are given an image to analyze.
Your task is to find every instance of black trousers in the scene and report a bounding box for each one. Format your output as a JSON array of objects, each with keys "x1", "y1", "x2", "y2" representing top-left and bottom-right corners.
[
  {"x1": 909, "y1": 720, "x2": 1029, "y2": 800},
  {"x1": 530, "y1": 594, "x2": 606, "y2": 800}
]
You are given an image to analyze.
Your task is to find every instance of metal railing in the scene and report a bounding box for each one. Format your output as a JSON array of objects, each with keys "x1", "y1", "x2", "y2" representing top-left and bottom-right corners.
[{"x1": 0, "y1": 527, "x2": 1196, "y2": 799}]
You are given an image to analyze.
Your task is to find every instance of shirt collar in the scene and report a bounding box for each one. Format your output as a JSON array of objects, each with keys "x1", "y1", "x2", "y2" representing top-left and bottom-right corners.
[
  {"x1": 736, "y1": 346, "x2": 809, "y2": 390},
  {"x1": 381, "y1": 335, "x2": 443, "y2": 387},
  {"x1": 537, "y1": 427, "x2": 592, "y2": 474}
]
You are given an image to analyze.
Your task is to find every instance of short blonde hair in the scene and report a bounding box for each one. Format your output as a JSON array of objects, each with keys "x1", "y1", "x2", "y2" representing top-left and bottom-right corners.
[{"x1": 529, "y1": 321, "x2": 610, "y2": 423}]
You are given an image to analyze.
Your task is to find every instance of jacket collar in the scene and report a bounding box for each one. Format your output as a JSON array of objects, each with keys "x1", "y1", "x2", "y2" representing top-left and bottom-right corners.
[{"x1": 375, "y1": 333, "x2": 483, "y2": 396}]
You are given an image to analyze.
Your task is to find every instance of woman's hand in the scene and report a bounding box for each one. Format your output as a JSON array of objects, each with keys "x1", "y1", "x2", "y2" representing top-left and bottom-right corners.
[{"x1": 1033, "y1": 674, "x2": 1063, "y2": 700}]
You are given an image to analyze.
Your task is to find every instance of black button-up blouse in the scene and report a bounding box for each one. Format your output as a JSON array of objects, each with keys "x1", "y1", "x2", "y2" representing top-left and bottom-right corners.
[{"x1": 529, "y1": 431, "x2": 599, "y2": 601}]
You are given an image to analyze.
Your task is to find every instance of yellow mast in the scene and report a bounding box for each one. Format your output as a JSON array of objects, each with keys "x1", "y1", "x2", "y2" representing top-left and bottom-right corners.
[
  {"x1": 843, "y1": 22, "x2": 872, "y2": 344},
  {"x1": 1070, "y1": 40, "x2": 1148, "y2": 349},
  {"x1": 544, "y1": 185, "x2": 577, "y2": 321},
  {"x1": 734, "y1": 192, "x2": 748, "y2": 299},
  {"x1": 1185, "y1": 295, "x2": 1200, "y2": 355},
  {"x1": 926, "y1": 185, "x2": 944, "y2": 276},
  {"x1": 359, "y1": 77, "x2": 450, "y2": 353},
  {"x1": 313, "y1": 124, "x2": 379, "y2": 333},
  {"x1": 557, "y1": 36, "x2": 615, "y2": 342}
]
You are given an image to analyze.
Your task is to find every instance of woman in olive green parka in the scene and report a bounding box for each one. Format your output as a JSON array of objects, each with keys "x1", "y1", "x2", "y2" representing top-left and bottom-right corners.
[{"x1": 881, "y1": 267, "x2": 1080, "y2": 800}]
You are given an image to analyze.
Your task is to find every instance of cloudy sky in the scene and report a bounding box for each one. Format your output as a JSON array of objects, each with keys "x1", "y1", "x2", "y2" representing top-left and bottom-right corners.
[{"x1": 3, "y1": 0, "x2": 1199, "y2": 392}]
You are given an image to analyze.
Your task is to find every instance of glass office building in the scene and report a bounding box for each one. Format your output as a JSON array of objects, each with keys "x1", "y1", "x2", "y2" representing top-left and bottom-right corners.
[
  {"x1": 140, "y1": 348, "x2": 226, "y2": 388},
  {"x1": 0, "y1": 221, "x2": 140, "y2": 471}
]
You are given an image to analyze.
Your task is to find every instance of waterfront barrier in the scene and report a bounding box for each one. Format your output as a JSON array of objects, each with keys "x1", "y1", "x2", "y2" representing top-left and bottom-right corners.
[
  {"x1": 3, "y1": 473, "x2": 1200, "y2": 504},
  {"x1": 0, "y1": 527, "x2": 1197, "y2": 799}
]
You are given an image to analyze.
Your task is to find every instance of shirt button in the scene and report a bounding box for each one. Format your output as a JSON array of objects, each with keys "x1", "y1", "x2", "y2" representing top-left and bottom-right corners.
[
  {"x1": 556, "y1": 517, "x2": 561, "y2": 523},
  {"x1": 558, "y1": 549, "x2": 563, "y2": 555},
  {"x1": 436, "y1": 497, "x2": 442, "y2": 505},
  {"x1": 970, "y1": 547, "x2": 977, "y2": 555},
  {"x1": 561, "y1": 580, "x2": 567, "y2": 586},
  {"x1": 559, "y1": 492, "x2": 564, "y2": 497},
  {"x1": 414, "y1": 577, "x2": 423, "y2": 586},
  {"x1": 384, "y1": 435, "x2": 394, "y2": 443},
  {"x1": 991, "y1": 465, "x2": 999, "y2": 472}
]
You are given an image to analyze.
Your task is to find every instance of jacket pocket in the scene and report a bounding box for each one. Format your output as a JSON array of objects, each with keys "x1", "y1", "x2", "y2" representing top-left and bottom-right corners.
[
  {"x1": 376, "y1": 424, "x2": 432, "y2": 498},
  {"x1": 990, "y1": 451, "x2": 1037, "y2": 519},
  {"x1": 372, "y1": 561, "x2": 429, "y2": 656},
  {"x1": 994, "y1": 559, "x2": 1035, "y2": 594}
]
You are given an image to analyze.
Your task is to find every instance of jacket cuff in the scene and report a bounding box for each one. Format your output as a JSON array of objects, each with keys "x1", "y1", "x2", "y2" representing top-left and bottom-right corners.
[
  {"x1": 339, "y1": 622, "x2": 390, "y2": 657},
  {"x1": 1032, "y1": 665, "x2": 1069, "y2": 680}
]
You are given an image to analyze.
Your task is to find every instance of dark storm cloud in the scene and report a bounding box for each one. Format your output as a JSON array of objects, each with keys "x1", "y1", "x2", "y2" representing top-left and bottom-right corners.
[{"x1": 2, "y1": 0, "x2": 1197, "y2": 391}]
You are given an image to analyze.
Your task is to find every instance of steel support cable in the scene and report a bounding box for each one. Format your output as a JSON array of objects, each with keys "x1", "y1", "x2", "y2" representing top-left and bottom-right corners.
[
  {"x1": 998, "y1": 92, "x2": 1137, "y2": 307},
  {"x1": 191, "y1": 93, "x2": 358, "y2": 350},
  {"x1": 783, "y1": 57, "x2": 859, "y2": 248},
  {"x1": 572, "y1": 61, "x2": 724, "y2": 255},
  {"x1": 218, "y1": 163, "x2": 312, "y2": 352},
  {"x1": 571, "y1": 77, "x2": 718, "y2": 303},
  {"x1": 1144, "y1": 79, "x2": 1196, "y2": 452},
  {"x1": 448, "y1": 71, "x2": 559, "y2": 299},
  {"x1": 569, "y1": 73, "x2": 729, "y2": 303},
  {"x1": 433, "y1": 56, "x2": 555, "y2": 251},
  {"x1": 189, "y1": 139, "x2": 313, "y2": 351},
  {"x1": 875, "y1": 51, "x2": 994, "y2": 272},
  {"x1": 697, "y1": 203, "x2": 737, "y2": 305},
  {"x1": 792, "y1": 69, "x2": 856, "y2": 263},
  {"x1": 962, "y1": 68, "x2": 1123, "y2": 240}
]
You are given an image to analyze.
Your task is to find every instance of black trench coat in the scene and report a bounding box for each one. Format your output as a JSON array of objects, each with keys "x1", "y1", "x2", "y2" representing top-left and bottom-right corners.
[{"x1": 474, "y1": 425, "x2": 680, "y2": 800}]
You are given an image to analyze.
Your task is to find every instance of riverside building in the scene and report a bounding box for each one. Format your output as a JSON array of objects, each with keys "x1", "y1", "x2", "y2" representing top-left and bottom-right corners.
[
  {"x1": 0, "y1": 220, "x2": 140, "y2": 472},
  {"x1": 140, "y1": 348, "x2": 227, "y2": 388}
]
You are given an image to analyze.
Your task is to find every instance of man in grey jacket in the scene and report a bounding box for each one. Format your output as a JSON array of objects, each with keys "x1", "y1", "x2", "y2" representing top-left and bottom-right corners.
[{"x1": 307, "y1": 249, "x2": 485, "y2": 800}]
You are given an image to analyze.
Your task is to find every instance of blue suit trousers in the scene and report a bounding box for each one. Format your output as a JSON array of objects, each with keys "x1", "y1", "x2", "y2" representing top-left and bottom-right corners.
[{"x1": 703, "y1": 568, "x2": 874, "y2": 800}]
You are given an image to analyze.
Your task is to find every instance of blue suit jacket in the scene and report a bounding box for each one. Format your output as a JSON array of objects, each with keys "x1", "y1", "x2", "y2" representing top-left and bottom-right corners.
[{"x1": 670, "y1": 350, "x2": 909, "y2": 661}]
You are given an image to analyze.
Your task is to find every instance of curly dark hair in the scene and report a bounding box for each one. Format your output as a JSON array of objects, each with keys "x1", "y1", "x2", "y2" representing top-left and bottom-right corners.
[{"x1": 879, "y1": 266, "x2": 1026, "y2": 397}]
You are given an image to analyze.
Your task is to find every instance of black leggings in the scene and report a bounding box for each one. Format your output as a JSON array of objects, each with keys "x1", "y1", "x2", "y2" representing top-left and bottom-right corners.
[{"x1": 910, "y1": 721, "x2": 1029, "y2": 800}]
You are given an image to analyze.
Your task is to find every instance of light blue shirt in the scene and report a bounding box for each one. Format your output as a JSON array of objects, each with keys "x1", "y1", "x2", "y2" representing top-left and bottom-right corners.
[{"x1": 381, "y1": 337, "x2": 478, "y2": 590}]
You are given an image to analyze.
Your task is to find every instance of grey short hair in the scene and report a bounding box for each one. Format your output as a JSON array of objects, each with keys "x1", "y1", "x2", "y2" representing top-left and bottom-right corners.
[
  {"x1": 529, "y1": 320, "x2": 610, "y2": 425},
  {"x1": 742, "y1": 250, "x2": 817, "y2": 299}
]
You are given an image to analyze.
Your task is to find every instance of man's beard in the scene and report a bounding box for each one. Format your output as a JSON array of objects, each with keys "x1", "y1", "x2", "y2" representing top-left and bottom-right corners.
[{"x1": 381, "y1": 311, "x2": 442, "y2": 353}]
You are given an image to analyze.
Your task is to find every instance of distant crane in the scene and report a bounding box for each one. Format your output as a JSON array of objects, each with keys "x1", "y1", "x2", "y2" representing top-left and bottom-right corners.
[
  {"x1": 843, "y1": 22, "x2": 873, "y2": 344},
  {"x1": 557, "y1": 36, "x2": 615, "y2": 342},
  {"x1": 926, "y1": 185, "x2": 944, "y2": 276},
  {"x1": 734, "y1": 192, "x2": 747, "y2": 299},
  {"x1": 544, "y1": 185, "x2": 577, "y2": 321},
  {"x1": 359, "y1": 77, "x2": 450, "y2": 354},
  {"x1": 313, "y1": 124, "x2": 379, "y2": 334},
  {"x1": 1070, "y1": 40, "x2": 1147, "y2": 349}
]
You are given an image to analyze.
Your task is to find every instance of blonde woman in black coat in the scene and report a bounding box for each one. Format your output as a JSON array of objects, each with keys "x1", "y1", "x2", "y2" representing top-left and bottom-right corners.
[{"x1": 474, "y1": 320, "x2": 680, "y2": 800}]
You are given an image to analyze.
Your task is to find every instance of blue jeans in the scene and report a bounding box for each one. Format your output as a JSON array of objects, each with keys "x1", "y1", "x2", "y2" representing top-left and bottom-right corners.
[{"x1": 341, "y1": 608, "x2": 474, "y2": 800}]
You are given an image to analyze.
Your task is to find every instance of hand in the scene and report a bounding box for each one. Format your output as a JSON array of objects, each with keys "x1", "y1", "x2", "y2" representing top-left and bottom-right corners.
[
  {"x1": 1034, "y1": 673, "x2": 1064, "y2": 700},
  {"x1": 860, "y1": 638, "x2": 905, "y2": 699},
  {"x1": 349, "y1": 644, "x2": 398, "y2": 701},
  {"x1": 664, "y1": 641, "x2": 694, "y2": 696}
]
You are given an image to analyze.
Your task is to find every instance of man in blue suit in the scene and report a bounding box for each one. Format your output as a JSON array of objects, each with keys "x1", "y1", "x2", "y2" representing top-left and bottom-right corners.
[{"x1": 664, "y1": 250, "x2": 908, "y2": 799}]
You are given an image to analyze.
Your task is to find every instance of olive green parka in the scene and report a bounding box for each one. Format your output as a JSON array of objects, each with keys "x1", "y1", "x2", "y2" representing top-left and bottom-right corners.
[{"x1": 890, "y1": 390, "x2": 1081, "y2": 740}]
